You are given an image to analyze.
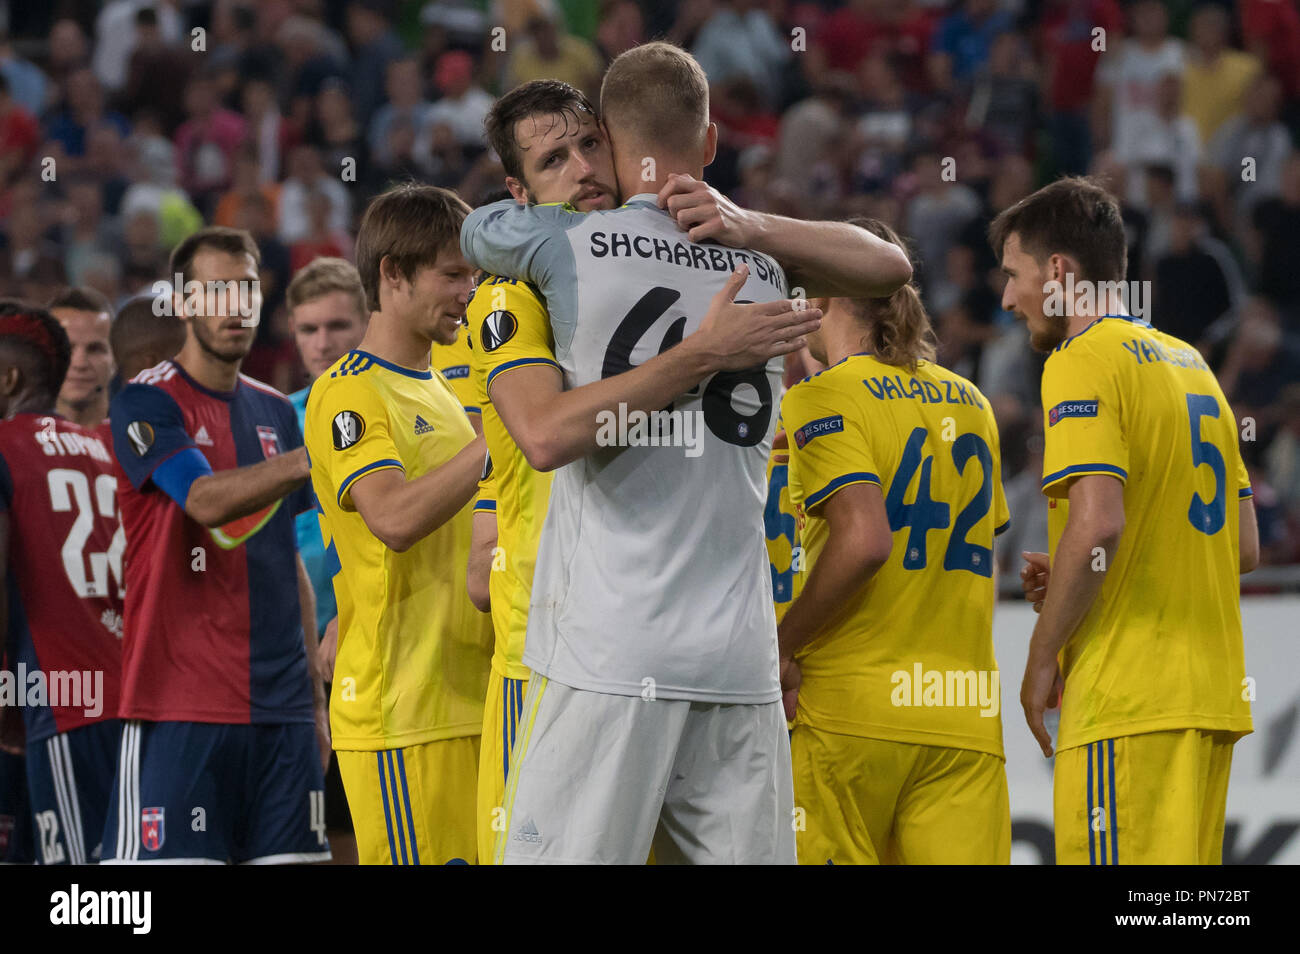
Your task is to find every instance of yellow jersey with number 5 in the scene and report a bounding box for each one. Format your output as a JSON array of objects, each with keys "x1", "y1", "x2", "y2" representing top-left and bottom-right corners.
[
  {"x1": 1040, "y1": 315, "x2": 1253, "y2": 751},
  {"x1": 783, "y1": 354, "x2": 1009, "y2": 758}
]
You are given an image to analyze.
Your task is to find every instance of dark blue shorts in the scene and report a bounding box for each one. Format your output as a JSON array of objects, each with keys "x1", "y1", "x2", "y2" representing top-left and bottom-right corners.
[
  {"x1": 26, "y1": 720, "x2": 122, "y2": 864},
  {"x1": 0, "y1": 749, "x2": 33, "y2": 863},
  {"x1": 101, "y1": 720, "x2": 329, "y2": 864}
]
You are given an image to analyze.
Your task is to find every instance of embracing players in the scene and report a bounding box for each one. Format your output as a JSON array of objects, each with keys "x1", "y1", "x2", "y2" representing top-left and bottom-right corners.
[
  {"x1": 994, "y1": 177, "x2": 1258, "y2": 864},
  {"x1": 462, "y1": 44, "x2": 911, "y2": 864},
  {"x1": 777, "y1": 221, "x2": 1011, "y2": 864}
]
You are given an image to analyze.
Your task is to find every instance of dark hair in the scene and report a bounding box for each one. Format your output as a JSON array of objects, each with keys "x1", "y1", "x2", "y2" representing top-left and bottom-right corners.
[
  {"x1": 110, "y1": 296, "x2": 187, "y2": 376},
  {"x1": 839, "y1": 218, "x2": 937, "y2": 373},
  {"x1": 987, "y1": 176, "x2": 1127, "y2": 284},
  {"x1": 47, "y1": 286, "x2": 113, "y2": 316},
  {"x1": 168, "y1": 226, "x2": 261, "y2": 289},
  {"x1": 485, "y1": 79, "x2": 598, "y2": 186},
  {"x1": 600, "y1": 42, "x2": 709, "y2": 155},
  {"x1": 135, "y1": 6, "x2": 158, "y2": 27},
  {"x1": 354, "y1": 183, "x2": 470, "y2": 313},
  {"x1": 0, "y1": 300, "x2": 73, "y2": 396}
]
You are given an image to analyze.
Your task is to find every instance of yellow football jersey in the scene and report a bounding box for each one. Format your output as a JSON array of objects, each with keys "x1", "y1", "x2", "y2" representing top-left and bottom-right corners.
[
  {"x1": 305, "y1": 349, "x2": 493, "y2": 750},
  {"x1": 431, "y1": 323, "x2": 477, "y2": 416},
  {"x1": 783, "y1": 354, "x2": 1009, "y2": 757},
  {"x1": 465, "y1": 275, "x2": 557, "y2": 680},
  {"x1": 765, "y1": 426, "x2": 801, "y2": 621},
  {"x1": 1040, "y1": 315, "x2": 1253, "y2": 751}
]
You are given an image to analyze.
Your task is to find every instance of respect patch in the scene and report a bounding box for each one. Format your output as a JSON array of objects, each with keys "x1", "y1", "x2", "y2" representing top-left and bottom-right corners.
[
  {"x1": 793, "y1": 415, "x2": 844, "y2": 448},
  {"x1": 1049, "y1": 400, "x2": 1099, "y2": 425}
]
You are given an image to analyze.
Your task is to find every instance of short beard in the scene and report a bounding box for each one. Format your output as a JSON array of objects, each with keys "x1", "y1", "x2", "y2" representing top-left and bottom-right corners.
[
  {"x1": 191, "y1": 320, "x2": 249, "y2": 365},
  {"x1": 1028, "y1": 316, "x2": 1069, "y2": 353}
]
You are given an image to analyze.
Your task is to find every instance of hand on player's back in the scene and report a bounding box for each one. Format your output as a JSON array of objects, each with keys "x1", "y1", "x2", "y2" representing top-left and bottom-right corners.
[
  {"x1": 658, "y1": 173, "x2": 756, "y2": 246},
  {"x1": 691, "y1": 266, "x2": 822, "y2": 372}
]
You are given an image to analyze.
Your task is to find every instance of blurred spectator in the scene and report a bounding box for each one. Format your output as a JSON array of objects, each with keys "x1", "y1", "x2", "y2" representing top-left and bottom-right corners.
[
  {"x1": 46, "y1": 19, "x2": 91, "y2": 100},
  {"x1": 1039, "y1": 0, "x2": 1123, "y2": 176},
  {"x1": 595, "y1": 0, "x2": 646, "y2": 64},
  {"x1": 214, "y1": 146, "x2": 281, "y2": 230},
  {"x1": 929, "y1": 0, "x2": 1015, "y2": 93},
  {"x1": 852, "y1": 53, "x2": 920, "y2": 193},
  {"x1": 1183, "y1": 3, "x2": 1262, "y2": 147},
  {"x1": 346, "y1": 0, "x2": 405, "y2": 122},
  {"x1": 0, "y1": 30, "x2": 49, "y2": 117},
  {"x1": 1151, "y1": 202, "x2": 1233, "y2": 347},
  {"x1": 368, "y1": 57, "x2": 432, "y2": 168},
  {"x1": 309, "y1": 78, "x2": 368, "y2": 186},
  {"x1": 506, "y1": 13, "x2": 604, "y2": 100},
  {"x1": 1264, "y1": 384, "x2": 1300, "y2": 527},
  {"x1": 290, "y1": 187, "x2": 353, "y2": 273},
  {"x1": 241, "y1": 77, "x2": 298, "y2": 186},
  {"x1": 776, "y1": 75, "x2": 852, "y2": 186},
  {"x1": 904, "y1": 152, "x2": 982, "y2": 290},
  {"x1": 996, "y1": 416, "x2": 1049, "y2": 575},
  {"x1": 277, "y1": 15, "x2": 350, "y2": 108},
  {"x1": 119, "y1": 208, "x2": 166, "y2": 297},
  {"x1": 965, "y1": 30, "x2": 1039, "y2": 157},
  {"x1": 119, "y1": 115, "x2": 203, "y2": 250},
  {"x1": 123, "y1": 6, "x2": 194, "y2": 136},
  {"x1": 0, "y1": 186, "x2": 67, "y2": 299},
  {"x1": 1218, "y1": 297, "x2": 1300, "y2": 423},
  {"x1": 1250, "y1": 154, "x2": 1300, "y2": 311},
  {"x1": 423, "y1": 51, "x2": 493, "y2": 151},
  {"x1": 1207, "y1": 74, "x2": 1292, "y2": 224},
  {"x1": 1240, "y1": 0, "x2": 1300, "y2": 106},
  {"x1": 235, "y1": 191, "x2": 291, "y2": 323},
  {"x1": 0, "y1": 73, "x2": 40, "y2": 187},
  {"x1": 808, "y1": 0, "x2": 937, "y2": 94},
  {"x1": 174, "y1": 72, "x2": 248, "y2": 216},
  {"x1": 1094, "y1": 0, "x2": 1184, "y2": 158},
  {"x1": 59, "y1": 179, "x2": 117, "y2": 287},
  {"x1": 1116, "y1": 71, "x2": 1199, "y2": 204},
  {"x1": 692, "y1": 0, "x2": 789, "y2": 108},
  {"x1": 44, "y1": 68, "x2": 131, "y2": 171},
  {"x1": 93, "y1": 0, "x2": 184, "y2": 93},
  {"x1": 278, "y1": 144, "x2": 350, "y2": 244}
]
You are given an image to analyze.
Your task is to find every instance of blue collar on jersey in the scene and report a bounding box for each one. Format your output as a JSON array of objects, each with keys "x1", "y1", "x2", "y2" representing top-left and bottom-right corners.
[
  {"x1": 352, "y1": 349, "x2": 433, "y2": 380},
  {"x1": 172, "y1": 360, "x2": 238, "y2": 401}
]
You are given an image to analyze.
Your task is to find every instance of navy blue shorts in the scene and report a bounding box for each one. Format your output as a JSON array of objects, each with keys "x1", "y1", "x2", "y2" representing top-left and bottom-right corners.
[
  {"x1": 26, "y1": 720, "x2": 122, "y2": 864},
  {"x1": 101, "y1": 720, "x2": 330, "y2": 864},
  {"x1": 0, "y1": 749, "x2": 33, "y2": 863}
]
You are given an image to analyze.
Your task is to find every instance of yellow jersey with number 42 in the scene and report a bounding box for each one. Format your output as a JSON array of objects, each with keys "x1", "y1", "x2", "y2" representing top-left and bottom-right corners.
[
  {"x1": 1040, "y1": 315, "x2": 1253, "y2": 751},
  {"x1": 783, "y1": 354, "x2": 1009, "y2": 758}
]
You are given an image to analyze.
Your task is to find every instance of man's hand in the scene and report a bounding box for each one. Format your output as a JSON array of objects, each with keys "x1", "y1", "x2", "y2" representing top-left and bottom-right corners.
[
  {"x1": 689, "y1": 266, "x2": 822, "y2": 371},
  {"x1": 658, "y1": 173, "x2": 757, "y2": 246},
  {"x1": 780, "y1": 657, "x2": 802, "y2": 722},
  {"x1": 314, "y1": 702, "x2": 332, "y2": 773},
  {"x1": 318, "y1": 616, "x2": 338, "y2": 684},
  {"x1": 1020, "y1": 551, "x2": 1050, "y2": 613},
  {"x1": 1020, "y1": 650, "x2": 1063, "y2": 759}
]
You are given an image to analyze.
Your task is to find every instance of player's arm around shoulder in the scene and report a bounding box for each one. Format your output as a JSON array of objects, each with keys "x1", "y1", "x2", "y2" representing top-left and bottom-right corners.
[
  {"x1": 460, "y1": 199, "x2": 583, "y2": 287},
  {"x1": 656, "y1": 173, "x2": 912, "y2": 298}
]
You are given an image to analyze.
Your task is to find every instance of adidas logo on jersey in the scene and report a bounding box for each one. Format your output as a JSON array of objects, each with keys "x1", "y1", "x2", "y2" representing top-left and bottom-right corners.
[
  {"x1": 194, "y1": 425, "x2": 214, "y2": 446},
  {"x1": 513, "y1": 817, "x2": 542, "y2": 844},
  {"x1": 414, "y1": 415, "x2": 435, "y2": 435}
]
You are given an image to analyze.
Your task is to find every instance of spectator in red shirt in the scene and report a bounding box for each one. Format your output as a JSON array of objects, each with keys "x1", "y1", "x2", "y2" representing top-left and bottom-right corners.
[
  {"x1": 174, "y1": 72, "x2": 249, "y2": 217},
  {"x1": 0, "y1": 73, "x2": 39, "y2": 187},
  {"x1": 1040, "y1": 0, "x2": 1123, "y2": 174},
  {"x1": 289, "y1": 187, "x2": 351, "y2": 273},
  {"x1": 1241, "y1": 0, "x2": 1300, "y2": 103}
]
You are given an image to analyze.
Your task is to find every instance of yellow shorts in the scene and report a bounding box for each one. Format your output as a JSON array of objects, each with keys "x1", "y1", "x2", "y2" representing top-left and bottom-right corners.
[
  {"x1": 477, "y1": 671, "x2": 528, "y2": 864},
  {"x1": 1054, "y1": 729, "x2": 1237, "y2": 865},
  {"x1": 336, "y1": 736, "x2": 479, "y2": 865},
  {"x1": 792, "y1": 724, "x2": 1009, "y2": 864}
]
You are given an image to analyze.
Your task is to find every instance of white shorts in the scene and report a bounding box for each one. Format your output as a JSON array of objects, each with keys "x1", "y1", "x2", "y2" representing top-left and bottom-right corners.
[{"x1": 496, "y1": 677, "x2": 795, "y2": 864}]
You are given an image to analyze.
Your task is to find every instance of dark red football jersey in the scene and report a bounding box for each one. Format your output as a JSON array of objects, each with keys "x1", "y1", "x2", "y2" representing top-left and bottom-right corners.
[{"x1": 0, "y1": 413, "x2": 123, "y2": 741}]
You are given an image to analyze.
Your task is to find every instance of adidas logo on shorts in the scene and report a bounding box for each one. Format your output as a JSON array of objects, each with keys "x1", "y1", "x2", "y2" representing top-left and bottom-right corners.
[
  {"x1": 513, "y1": 817, "x2": 542, "y2": 844},
  {"x1": 414, "y1": 415, "x2": 435, "y2": 435}
]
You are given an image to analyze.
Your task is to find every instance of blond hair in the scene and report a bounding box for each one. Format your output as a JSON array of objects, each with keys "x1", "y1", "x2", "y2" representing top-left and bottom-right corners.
[
  {"x1": 842, "y1": 218, "x2": 937, "y2": 373},
  {"x1": 599, "y1": 42, "x2": 709, "y2": 155},
  {"x1": 286, "y1": 257, "x2": 367, "y2": 319}
]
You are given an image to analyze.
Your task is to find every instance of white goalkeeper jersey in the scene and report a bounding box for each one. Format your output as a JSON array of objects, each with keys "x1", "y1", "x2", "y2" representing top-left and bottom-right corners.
[{"x1": 461, "y1": 194, "x2": 788, "y2": 703}]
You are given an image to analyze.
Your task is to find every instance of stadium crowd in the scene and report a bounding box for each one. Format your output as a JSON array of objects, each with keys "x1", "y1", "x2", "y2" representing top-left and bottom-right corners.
[{"x1": 0, "y1": 0, "x2": 1296, "y2": 565}]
